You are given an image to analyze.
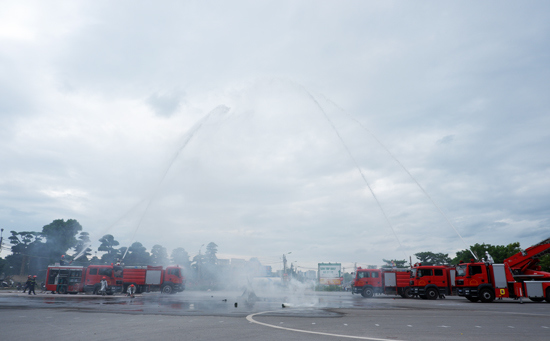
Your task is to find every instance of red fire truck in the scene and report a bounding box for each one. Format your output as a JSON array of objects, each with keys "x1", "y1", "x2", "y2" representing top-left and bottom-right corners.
[
  {"x1": 352, "y1": 267, "x2": 412, "y2": 298},
  {"x1": 455, "y1": 238, "x2": 550, "y2": 303},
  {"x1": 409, "y1": 264, "x2": 455, "y2": 299},
  {"x1": 122, "y1": 265, "x2": 185, "y2": 294},
  {"x1": 45, "y1": 264, "x2": 124, "y2": 295}
]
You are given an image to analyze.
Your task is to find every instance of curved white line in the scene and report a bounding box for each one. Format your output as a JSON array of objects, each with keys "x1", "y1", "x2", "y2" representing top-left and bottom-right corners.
[{"x1": 246, "y1": 311, "x2": 406, "y2": 341}]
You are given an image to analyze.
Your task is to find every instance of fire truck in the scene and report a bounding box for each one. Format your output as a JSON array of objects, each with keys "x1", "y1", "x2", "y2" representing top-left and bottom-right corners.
[
  {"x1": 45, "y1": 264, "x2": 124, "y2": 295},
  {"x1": 455, "y1": 238, "x2": 550, "y2": 303},
  {"x1": 351, "y1": 267, "x2": 412, "y2": 298},
  {"x1": 409, "y1": 264, "x2": 455, "y2": 299},
  {"x1": 122, "y1": 265, "x2": 185, "y2": 294}
]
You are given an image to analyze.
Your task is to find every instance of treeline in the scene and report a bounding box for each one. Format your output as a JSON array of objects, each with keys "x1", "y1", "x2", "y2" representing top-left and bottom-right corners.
[
  {"x1": 382, "y1": 241, "x2": 550, "y2": 271},
  {"x1": 0, "y1": 219, "x2": 219, "y2": 281}
]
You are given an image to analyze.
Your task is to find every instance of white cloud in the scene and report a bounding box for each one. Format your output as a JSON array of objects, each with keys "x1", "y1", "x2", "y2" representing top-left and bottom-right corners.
[{"x1": 1, "y1": 1, "x2": 549, "y2": 270}]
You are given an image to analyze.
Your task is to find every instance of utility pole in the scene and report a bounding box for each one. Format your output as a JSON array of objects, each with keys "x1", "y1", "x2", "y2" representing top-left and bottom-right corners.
[
  {"x1": 283, "y1": 254, "x2": 287, "y2": 275},
  {"x1": 0, "y1": 228, "x2": 4, "y2": 256}
]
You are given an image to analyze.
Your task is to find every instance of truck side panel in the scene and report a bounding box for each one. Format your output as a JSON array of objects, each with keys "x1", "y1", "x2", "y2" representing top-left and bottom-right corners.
[{"x1": 145, "y1": 270, "x2": 162, "y2": 285}]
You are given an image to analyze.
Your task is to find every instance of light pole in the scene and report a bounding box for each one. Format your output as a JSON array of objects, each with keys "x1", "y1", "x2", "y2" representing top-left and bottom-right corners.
[{"x1": 0, "y1": 228, "x2": 4, "y2": 256}]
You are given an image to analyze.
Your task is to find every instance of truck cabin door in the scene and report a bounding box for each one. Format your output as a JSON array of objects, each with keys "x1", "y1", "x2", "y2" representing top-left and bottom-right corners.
[{"x1": 468, "y1": 264, "x2": 487, "y2": 286}]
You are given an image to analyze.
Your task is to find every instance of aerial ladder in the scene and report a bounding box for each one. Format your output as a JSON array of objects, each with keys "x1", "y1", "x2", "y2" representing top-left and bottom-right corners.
[{"x1": 504, "y1": 237, "x2": 550, "y2": 279}]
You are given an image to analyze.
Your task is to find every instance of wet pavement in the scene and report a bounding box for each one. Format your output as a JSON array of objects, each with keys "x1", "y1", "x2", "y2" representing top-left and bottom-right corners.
[{"x1": 1, "y1": 290, "x2": 550, "y2": 340}]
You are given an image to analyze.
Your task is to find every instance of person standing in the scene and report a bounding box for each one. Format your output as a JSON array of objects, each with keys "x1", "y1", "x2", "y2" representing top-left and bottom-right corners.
[
  {"x1": 28, "y1": 276, "x2": 37, "y2": 295},
  {"x1": 60, "y1": 255, "x2": 66, "y2": 266},
  {"x1": 100, "y1": 277, "x2": 108, "y2": 296},
  {"x1": 22, "y1": 275, "x2": 31, "y2": 293}
]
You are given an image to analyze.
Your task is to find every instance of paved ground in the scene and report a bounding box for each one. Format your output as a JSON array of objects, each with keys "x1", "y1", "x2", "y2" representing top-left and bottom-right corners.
[{"x1": 1, "y1": 290, "x2": 549, "y2": 340}]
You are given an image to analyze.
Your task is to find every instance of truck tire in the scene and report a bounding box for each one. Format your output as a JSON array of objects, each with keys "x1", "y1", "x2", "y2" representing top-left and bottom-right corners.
[
  {"x1": 361, "y1": 287, "x2": 374, "y2": 298},
  {"x1": 425, "y1": 288, "x2": 438, "y2": 300},
  {"x1": 58, "y1": 286, "x2": 68, "y2": 294},
  {"x1": 400, "y1": 287, "x2": 412, "y2": 298},
  {"x1": 479, "y1": 289, "x2": 495, "y2": 303},
  {"x1": 161, "y1": 284, "x2": 173, "y2": 294},
  {"x1": 466, "y1": 296, "x2": 479, "y2": 302}
]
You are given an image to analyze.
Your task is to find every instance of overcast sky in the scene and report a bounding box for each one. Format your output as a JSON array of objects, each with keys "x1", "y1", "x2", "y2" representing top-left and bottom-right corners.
[{"x1": 1, "y1": 1, "x2": 549, "y2": 271}]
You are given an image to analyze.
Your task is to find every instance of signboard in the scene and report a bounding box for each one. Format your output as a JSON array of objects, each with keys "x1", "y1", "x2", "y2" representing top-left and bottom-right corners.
[{"x1": 318, "y1": 263, "x2": 342, "y2": 285}]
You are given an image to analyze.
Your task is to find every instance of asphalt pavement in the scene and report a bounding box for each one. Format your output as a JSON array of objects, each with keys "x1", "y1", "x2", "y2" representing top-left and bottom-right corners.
[{"x1": 1, "y1": 290, "x2": 549, "y2": 340}]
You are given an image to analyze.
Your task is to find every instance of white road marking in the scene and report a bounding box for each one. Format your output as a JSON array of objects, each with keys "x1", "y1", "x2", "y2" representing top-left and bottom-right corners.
[
  {"x1": 246, "y1": 311, "x2": 405, "y2": 341},
  {"x1": 438, "y1": 325, "x2": 450, "y2": 328},
  {"x1": 407, "y1": 325, "x2": 413, "y2": 327},
  {"x1": 542, "y1": 326, "x2": 549, "y2": 329},
  {"x1": 375, "y1": 324, "x2": 379, "y2": 327},
  {"x1": 475, "y1": 326, "x2": 482, "y2": 328},
  {"x1": 508, "y1": 326, "x2": 515, "y2": 328}
]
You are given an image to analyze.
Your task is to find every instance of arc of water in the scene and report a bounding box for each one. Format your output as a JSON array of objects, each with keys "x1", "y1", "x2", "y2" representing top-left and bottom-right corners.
[
  {"x1": 121, "y1": 105, "x2": 230, "y2": 260},
  {"x1": 317, "y1": 94, "x2": 479, "y2": 261},
  {"x1": 302, "y1": 90, "x2": 408, "y2": 261}
]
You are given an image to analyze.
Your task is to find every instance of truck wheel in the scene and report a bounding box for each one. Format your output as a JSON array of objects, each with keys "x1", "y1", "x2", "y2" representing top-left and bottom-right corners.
[
  {"x1": 58, "y1": 286, "x2": 67, "y2": 294},
  {"x1": 425, "y1": 288, "x2": 438, "y2": 300},
  {"x1": 466, "y1": 296, "x2": 479, "y2": 302},
  {"x1": 161, "y1": 284, "x2": 173, "y2": 294},
  {"x1": 479, "y1": 289, "x2": 495, "y2": 303},
  {"x1": 361, "y1": 287, "x2": 374, "y2": 298},
  {"x1": 400, "y1": 287, "x2": 412, "y2": 299},
  {"x1": 529, "y1": 297, "x2": 544, "y2": 302}
]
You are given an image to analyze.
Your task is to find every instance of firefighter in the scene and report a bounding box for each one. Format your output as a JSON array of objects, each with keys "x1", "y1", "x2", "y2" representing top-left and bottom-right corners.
[
  {"x1": 28, "y1": 275, "x2": 37, "y2": 295},
  {"x1": 100, "y1": 277, "x2": 108, "y2": 296},
  {"x1": 60, "y1": 255, "x2": 66, "y2": 266},
  {"x1": 22, "y1": 275, "x2": 32, "y2": 293},
  {"x1": 127, "y1": 284, "x2": 136, "y2": 298}
]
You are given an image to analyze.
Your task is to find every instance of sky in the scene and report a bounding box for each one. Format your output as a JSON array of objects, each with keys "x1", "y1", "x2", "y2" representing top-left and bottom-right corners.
[{"x1": 1, "y1": 1, "x2": 549, "y2": 272}]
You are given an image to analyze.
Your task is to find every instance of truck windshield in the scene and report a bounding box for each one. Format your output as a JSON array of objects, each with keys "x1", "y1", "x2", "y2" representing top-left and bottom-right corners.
[
  {"x1": 113, "y1": 266, "x2": 123, "y2": 278},
  {"x1": 410, "y1": 269, "x2": 417, "y2": 278},
  {"x1": 456, "y1": 264, "x2": 467, "y2": 277}
]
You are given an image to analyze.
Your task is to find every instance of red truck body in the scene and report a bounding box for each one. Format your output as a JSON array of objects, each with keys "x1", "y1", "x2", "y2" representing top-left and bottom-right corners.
[
  {"x1": 455, "y1": 238, "x2": 550, "y2": 303},
  {"x1": 45, "y1": 264, "x2": 124, "y2": 294},
  {"x1": 409, "y1": 264, "x2": 455, "y2": 299},
  {"x1": 352, "y1": 267, "x2": 412, "y2": 298},
  {"x1": 122, "y1": 265, "x2": 185, "y2": 294}
]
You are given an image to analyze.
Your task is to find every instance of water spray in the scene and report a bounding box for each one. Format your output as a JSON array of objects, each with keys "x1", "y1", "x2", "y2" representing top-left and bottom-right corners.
[
  {"x1": 301, "y1": 87, "x2": 408, "y2": 261},
  {"x1": 121, "y1": 105, "x2": 231, "y2": 260},
  {"x1": 317, "y1": 94, "x2": 479, "y2": 261}
]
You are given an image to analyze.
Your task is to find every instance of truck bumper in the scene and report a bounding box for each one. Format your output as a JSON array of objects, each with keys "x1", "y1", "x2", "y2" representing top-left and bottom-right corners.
[
  {"x1": 352, "y1": 286, "x2": 363, "y2": 294},
  {"x1": 411, "y1": 287, "x2": 425, "y2": 296},
  {"x1": 457, "y1": 287, "x2": 478, "y2": 297}
]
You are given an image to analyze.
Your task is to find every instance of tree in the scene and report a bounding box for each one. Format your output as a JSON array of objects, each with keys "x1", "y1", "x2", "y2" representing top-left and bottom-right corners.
[
  {"x1": 124, "y1": 242, "x2": 150, "y2": 266},
  {"x1": 73, "y1": 232, "x2": 92, "y2": 265},
  {"x1": 171, "y1": 247, "x2": 190, "y2": 267},
  {"x1": 41, "y1": 219, "x2": 83, "y2": 264},
  {"x1": 414, "y1": 252, "x2": 452, "y2": 265},
  {"x1": 540, "y1": 254, "x2": 550, "y2": 272},
  {"x1": 150, "y1": 245, "x2": 169, "y2": 266},
  {"x1": 7, "y1": 231, "x2": 45, "y2": 276},
  {"x1": 205, "y1": 242, "x2": 218, "y2": 265},
  {"x1": 98, "y1": 234, "x2": 119, "y2": 264},
  {"x1": 452, "y1": 242, "x2": 522, "y2": 264},
  {"x1": 381, "y1": 259, "x2": 408, "y2": 269}
]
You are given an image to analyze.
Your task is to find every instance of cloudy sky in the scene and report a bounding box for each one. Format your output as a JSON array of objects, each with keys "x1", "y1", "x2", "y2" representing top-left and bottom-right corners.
[{"x1": 1, "y1": 1, "x2": 549, "y2": 271}]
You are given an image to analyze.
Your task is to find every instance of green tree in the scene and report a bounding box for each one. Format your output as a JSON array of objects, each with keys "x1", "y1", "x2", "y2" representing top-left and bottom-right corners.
[
  {"x1": 98, "y1": 234, "x2": 119, "y2": 264},
  {"x1": 171, "y1": 247, "x2": 190, "y2": 267},
  {"x1": 539, "y1": 254, "x2": 550, "y2": 272},
  {"x1": 41, "y1": 219, "x2": 83, "y2": 264},
  {"x1": 205, "y1": 242, "x2": 218, "y2": 265},
  {"x1": 381, "y1": 259, "x2": 408, "y2": 269},
  {"x1": 150, "y1": 244, "x2": 169, "y2": 266},
  {"x1": 124, "y1": 242, "x2": 150, "y2": 266},
  {"x1": 452, "y1": 242, "x2": 522, "y2": 264},
  {"x1": 7, "y1": 231, "x2": 45, "y2": 276},
  {"x1": 414, "y1": 252, "x2": 452, "y2": 265},
  {"x1": 73, "y1": 232, "x2": 92, "y2": 265}
]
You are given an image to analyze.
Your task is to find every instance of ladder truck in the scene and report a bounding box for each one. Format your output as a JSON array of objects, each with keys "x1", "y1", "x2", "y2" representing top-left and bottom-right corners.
[{"x1": 455, "y1": 238, "x2": 550, "y2": 303}]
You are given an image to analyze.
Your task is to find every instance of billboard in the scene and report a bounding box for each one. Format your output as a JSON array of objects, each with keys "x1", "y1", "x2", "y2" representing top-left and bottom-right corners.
[{"x1": 318, "y1": 263, "x2": 342, "y2": 285}]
